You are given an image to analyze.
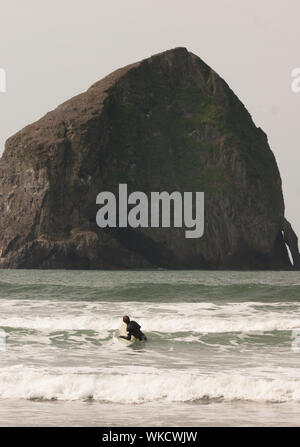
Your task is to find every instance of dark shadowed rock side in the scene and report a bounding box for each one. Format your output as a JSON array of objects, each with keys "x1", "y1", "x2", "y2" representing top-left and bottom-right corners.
[{"x1": 0, "y1": 47, "x2": 298, "y2": 269}]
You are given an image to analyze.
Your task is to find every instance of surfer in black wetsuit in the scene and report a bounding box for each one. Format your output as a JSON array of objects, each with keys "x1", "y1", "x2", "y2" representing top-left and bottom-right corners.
[{"x1": 119, "y1": 315, "x2": 147, "y2": 341}]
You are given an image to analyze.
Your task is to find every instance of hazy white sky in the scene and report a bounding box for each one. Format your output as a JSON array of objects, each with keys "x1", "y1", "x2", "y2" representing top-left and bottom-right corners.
[{"x1": 0, "y1": 0, "x2": 299, "y2": 235}]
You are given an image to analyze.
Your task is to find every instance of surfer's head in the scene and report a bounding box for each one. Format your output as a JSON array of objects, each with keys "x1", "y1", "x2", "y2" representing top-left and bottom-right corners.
[{"x1": 123, "y1": 315, "x2": 130, "y2": 324}]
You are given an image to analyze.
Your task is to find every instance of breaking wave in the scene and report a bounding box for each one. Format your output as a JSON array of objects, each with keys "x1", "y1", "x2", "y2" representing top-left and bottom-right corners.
[{"x1": 0, "y1": 367, "x2": 299, "y2": 403}]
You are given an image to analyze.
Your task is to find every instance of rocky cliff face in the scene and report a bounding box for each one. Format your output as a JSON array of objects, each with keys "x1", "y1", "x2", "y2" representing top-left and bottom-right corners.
[{"x1": 0, "y1": 47, "x2": 298, "y2": 269}]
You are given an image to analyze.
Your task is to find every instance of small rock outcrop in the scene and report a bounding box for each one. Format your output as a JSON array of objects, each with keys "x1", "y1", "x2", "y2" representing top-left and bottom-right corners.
[
  {"x1": 0, "y1": 47, "x2": 297, "y2": 269},
  {"x1": 283, "y1": 218, "x2": 300, "y2": 269}
]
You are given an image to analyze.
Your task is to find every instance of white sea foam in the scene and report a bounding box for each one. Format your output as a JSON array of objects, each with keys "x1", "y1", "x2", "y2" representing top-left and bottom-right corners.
[
  {"x1": 0, "y1": 367, "x2": 299, "y2": 403},
  {"x1": 0, "y1": 312, "x2": 299, "y2": 333}
]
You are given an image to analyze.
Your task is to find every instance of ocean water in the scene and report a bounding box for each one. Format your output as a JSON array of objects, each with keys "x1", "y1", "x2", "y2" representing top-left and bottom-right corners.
[{"x1": 0, "y1": 269, "x2": 299, "y2": 426}]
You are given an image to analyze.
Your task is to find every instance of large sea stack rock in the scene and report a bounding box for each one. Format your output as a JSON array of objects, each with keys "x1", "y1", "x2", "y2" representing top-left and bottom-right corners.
[{"x1": 0, "y1": 48, "x2": 297, "y2": 269}]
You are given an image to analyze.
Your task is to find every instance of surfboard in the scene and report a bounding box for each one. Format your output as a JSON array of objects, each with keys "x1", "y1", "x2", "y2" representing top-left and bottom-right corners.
[{"x1": 118, "y1": 322, "x2": 136, "y2": 345}]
